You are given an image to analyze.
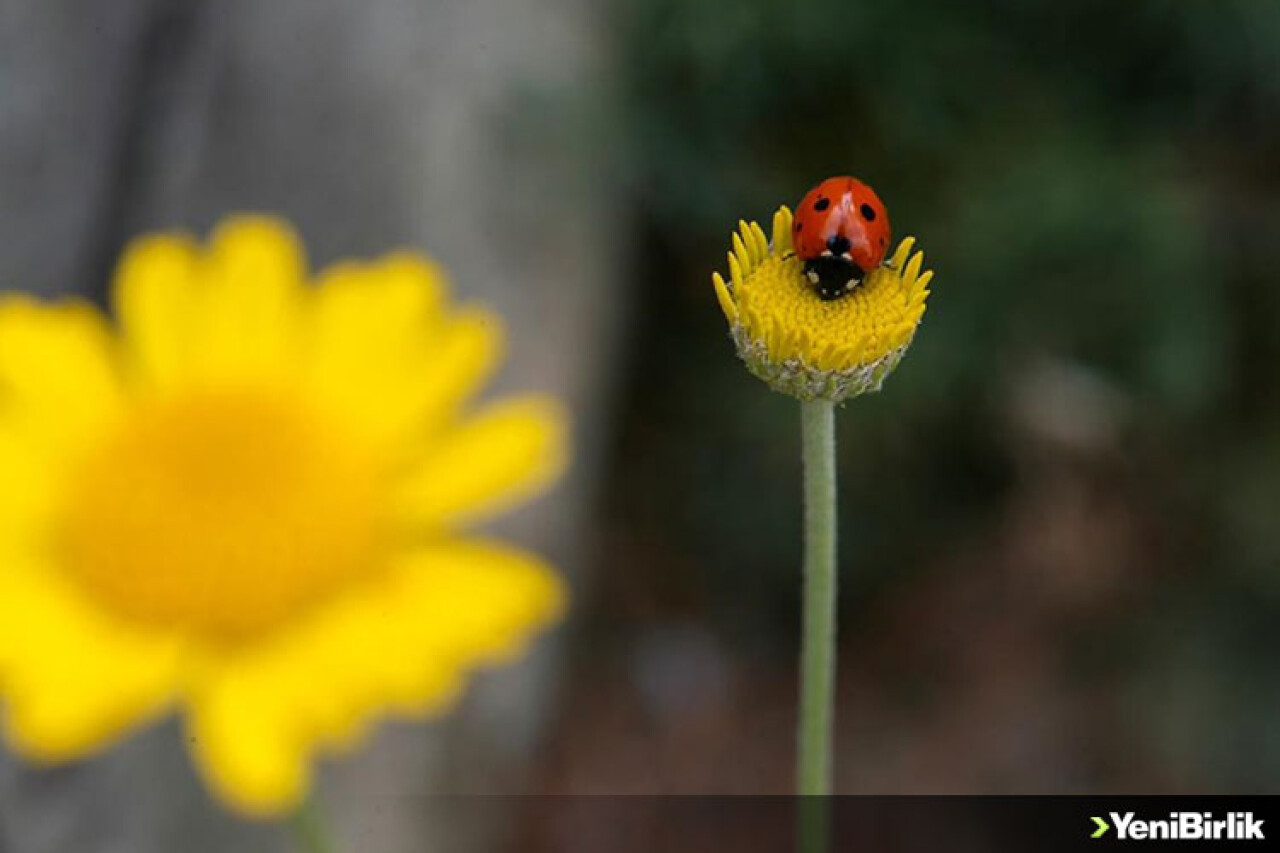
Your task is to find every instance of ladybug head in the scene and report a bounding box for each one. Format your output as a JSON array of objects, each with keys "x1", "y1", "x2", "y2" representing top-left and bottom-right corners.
[{"x1": 803, "y1": 255, "x2": 865, "y2": 301}]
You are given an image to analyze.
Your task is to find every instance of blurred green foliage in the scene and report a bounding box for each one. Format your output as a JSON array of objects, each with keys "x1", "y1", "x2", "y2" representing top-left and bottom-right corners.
[{"x1": 595, "y1": 0, "x2": 1280, "y2": 790}]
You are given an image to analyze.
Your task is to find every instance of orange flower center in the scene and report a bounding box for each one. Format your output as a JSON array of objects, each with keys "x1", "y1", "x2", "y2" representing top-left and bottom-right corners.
[{"x1": 61, "y1": 389, "x2": 383, "y2": 640}]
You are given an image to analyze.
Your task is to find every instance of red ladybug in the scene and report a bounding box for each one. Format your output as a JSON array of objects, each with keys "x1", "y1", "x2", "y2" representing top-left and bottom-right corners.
[{"x1": 792, "y1": 176, "x2": 891, "y2": 301}]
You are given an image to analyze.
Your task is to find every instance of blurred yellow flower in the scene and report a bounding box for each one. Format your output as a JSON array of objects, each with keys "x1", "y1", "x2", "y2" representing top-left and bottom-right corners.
[
  {"x1": 712, "y1": 207, "x2": 934, "y2": 401},
  {"x1": 0, "y1": 216, "x2": 568, "y2": 816}
]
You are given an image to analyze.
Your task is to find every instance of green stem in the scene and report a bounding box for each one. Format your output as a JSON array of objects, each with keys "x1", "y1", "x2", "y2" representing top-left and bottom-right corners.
[
  {"x1": 290, "y1": 795, "x2": 337, "y2": 853},
  {"x1": 797, "y1": 398, "x2": 837, "y2": 797}
]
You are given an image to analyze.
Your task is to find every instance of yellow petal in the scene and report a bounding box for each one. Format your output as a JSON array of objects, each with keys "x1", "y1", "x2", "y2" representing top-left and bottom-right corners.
[
  {"x1": 188, "y1": 216, "x2": 305, "y2": 381},
  {"x1": 304, "y1": 258, "x2": 501, "y2": 451},
  {"x1": 771, "y1": 206, "x2": 794, "y2": 254},
  {"x1": 902, "y1": 249, "x2": 924, "y2": 290},
  {"x1": 729, "y1": 252, "x2": 744, "y2": 289},
  {"x1": 0, "y1": 426, "x2": 53, "y2": 541},
  {"x1": 308, "y1": 254, "x2": 446, "y2": 354},
  {"x1": 112, "y1": 233, "x2": 200, "y2": 393},
  {"x1": 395, "y1": 396, "x2": 568, "y2": 528},
  {"x1": 0, "y1": 563, "x2": 179, "y2": 761},
  {"x1": 732, "y1": 232, "x2": 750, "y2": 273},
  {"x1": 888, "y1": 236, "x2": 916, "y2": 270},
  {"x1": 409, "y1": 307, "x2": 505, "y2": 433},
  {"x1": 749, "y1": 221, "x2": 769, "y2": 262},
  {"x1": 399, "y1": 539, "x2": 567, "y2": 664},
  {"x1": 712, "y1": 272, "x2": 738, "y2": 323},
  {"x1": 186, "y1": 668, "x2": 310, "y2": 818},
  {"x1": 0, "y1": 296, "x2": 122, "y2": 452}
]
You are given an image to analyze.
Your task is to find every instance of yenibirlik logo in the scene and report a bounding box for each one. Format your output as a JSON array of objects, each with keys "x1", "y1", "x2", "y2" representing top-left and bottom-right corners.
[{"x1": 1090, "y1": 812, "x2": 1265, "y2": 841}]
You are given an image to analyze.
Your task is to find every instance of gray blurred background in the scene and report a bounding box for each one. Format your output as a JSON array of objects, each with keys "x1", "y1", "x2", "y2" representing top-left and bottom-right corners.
[{"x1": 3, "y1": 0, "x2": 1280, "y2": 851}]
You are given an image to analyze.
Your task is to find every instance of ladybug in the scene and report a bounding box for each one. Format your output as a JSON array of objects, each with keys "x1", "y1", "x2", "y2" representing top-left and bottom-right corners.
[{"x1": 792, "y1": 176, "x2": 891, "y2": 301}]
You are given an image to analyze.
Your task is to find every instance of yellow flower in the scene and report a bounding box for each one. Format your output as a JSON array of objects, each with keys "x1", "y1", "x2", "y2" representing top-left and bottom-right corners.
[
  {"x1": 712, "y1": 207, "x2": 934, "y2": 401},
  {"x1": 0, "y1": 216, "x2": 568, "y2": 816}
]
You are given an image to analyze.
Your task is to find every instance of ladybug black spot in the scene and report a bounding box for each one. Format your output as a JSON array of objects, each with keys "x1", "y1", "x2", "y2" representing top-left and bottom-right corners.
[
  {"x1": 826, "y1": 234, "x2": 851, "y2": 255},
  {"x1": 860, "y1": 204, "x2": 876, "y2": 221},
  {"x1": 795, "y1": 221, "x2": 803, "y2": 231},
  {"x1": 814, "y1": 197, "x2": 830, "y2": 211}
]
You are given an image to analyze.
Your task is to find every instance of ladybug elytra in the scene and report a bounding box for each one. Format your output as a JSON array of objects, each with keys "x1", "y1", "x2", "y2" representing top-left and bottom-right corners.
[{"x1": 793, "y1": 176, "x2": 891, "y2": 301}]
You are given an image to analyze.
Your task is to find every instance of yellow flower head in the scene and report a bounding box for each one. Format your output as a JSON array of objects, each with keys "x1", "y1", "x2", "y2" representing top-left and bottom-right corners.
[
  {"x1": 712, "y1": 207, "x2": 934, "y2": 401},
  {"x1": 0, "y1": 216, "x2": 568, "y2": 816}
]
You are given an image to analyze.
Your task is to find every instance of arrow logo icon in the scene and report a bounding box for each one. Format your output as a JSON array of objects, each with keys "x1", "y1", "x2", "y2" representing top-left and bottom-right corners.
[{"x1": 1091, "y1": 816, "x2": 1110, "y2": 839}]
